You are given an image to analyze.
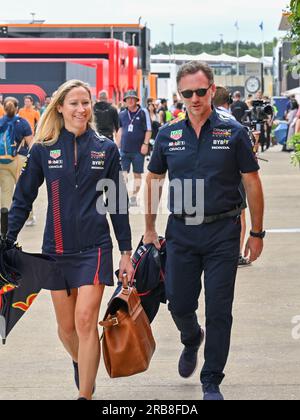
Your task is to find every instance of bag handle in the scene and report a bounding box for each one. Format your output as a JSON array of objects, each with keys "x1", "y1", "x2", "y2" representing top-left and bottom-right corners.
[
  {"x1": 121, "y1": 273, "x2": 129, "y2": 289},
  {"x1": 113, "y1": 274, "x2": 141, "y2": 317}
]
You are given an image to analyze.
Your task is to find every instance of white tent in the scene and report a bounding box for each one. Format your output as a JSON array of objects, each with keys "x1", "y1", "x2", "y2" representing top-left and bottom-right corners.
[
  {"x1": 151, "y1": 53, "x2": 272, "y2": 66},
  {"x1": 282, "y1": 87, "x2": 300, "y2": 96},
  {"x1": 282, "y1": 86, "x2": 300, "y2": 103}
]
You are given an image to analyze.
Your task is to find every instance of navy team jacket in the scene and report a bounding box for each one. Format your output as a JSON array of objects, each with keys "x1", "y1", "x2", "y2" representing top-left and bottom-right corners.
[{"x1": 8, "y1": 127, "x2": 132, "y2": 254}]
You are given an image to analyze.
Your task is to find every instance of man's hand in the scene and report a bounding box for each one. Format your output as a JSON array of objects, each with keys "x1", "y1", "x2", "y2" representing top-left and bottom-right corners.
[
  {"x1": 143, "y1": 230, "x2": 161, "y2": 249},
  {"x1": 118, "y1": 255, "x2": 135, "y2": 284},
  {"x1": 244, "y1": 237, "x2": 264, "y2": 263},
  {"x1": 140, "y1": 144, "x2": 149, "y2": 156}
]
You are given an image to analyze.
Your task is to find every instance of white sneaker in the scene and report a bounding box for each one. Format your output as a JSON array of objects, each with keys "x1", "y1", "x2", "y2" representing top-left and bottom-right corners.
[{"x1": 25, "y1": 216, "x2": 37, "y2": 227}]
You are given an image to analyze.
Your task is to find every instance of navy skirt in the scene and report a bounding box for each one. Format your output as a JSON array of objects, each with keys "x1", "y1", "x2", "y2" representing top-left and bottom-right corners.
[{"x1": 42, "y1": 247, "x2": 114, "y2": 291}]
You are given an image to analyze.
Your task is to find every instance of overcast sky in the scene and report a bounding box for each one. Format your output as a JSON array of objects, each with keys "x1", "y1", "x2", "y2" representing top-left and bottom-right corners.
[{"x1": 2, "y1": 0, "x2": 289, "y2": 45}]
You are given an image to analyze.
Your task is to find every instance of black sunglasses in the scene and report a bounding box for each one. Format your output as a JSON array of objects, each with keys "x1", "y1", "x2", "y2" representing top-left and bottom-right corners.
[{"x1": 180, "y1": 84, "x2": 212, "y2": 99}]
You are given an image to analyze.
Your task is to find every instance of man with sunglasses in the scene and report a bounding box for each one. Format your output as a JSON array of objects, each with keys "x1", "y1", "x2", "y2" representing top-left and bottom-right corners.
[{"x1": 144, "y1": 61, "x2": 264, "y2": 400}]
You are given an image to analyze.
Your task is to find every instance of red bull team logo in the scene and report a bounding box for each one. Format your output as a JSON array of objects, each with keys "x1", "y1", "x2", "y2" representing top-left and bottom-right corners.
[
  {"x1": 212, "y1": 129, "x2": 232, "y2": 138},
  {"x1": 12, "y1": 293, "x2": 38, "y2": 312}
]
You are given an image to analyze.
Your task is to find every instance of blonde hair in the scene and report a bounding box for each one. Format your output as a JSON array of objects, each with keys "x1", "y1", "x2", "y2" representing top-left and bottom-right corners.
[
  {"x1": 35, "y1": 80, "x2": 95, "y2": 146},
  {"x1": 4, "y1": 97, "x2": 19, "y2": 118}
]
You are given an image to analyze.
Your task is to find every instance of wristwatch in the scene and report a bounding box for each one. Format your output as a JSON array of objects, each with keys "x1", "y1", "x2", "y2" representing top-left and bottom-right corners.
[
  {"x1": 121, "y1": 250, "x2": 132, "y2": 256},
  {"x1": 250, "y1": 230, "x2": 266, "y2": 239}
]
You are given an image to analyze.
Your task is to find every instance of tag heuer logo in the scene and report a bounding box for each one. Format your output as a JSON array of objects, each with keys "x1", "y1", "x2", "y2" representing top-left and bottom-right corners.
[
  {"x1": 170, "y1": 130, "x2": 183, "y2": 141},
  {"x1": 50, "y1": 150, "x2": 61, "y2": 159}
]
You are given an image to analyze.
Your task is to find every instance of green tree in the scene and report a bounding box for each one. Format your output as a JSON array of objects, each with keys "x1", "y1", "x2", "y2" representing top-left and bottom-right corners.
[
  {"x1": 288, "y1": 0, "x2": 300, "y2": 57},
  {"x1": 152, "y1": 40, "x2": 277, "y2": 58}
]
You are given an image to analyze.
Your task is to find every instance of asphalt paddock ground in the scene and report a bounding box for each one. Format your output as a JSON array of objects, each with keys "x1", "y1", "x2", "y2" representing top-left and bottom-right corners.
[{"x1": 0, "y1": 145, "x2": 300, "y2": 400}]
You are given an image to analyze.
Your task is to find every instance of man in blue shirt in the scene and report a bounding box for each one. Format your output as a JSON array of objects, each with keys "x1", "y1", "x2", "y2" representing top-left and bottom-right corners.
[
  {"x1": 117, "y1": 90, "x2": 152, "y2": 207},
  {"x1": 0, "y1": 96, "x2": 32, "y2": 209},
  {"x1": 144, "y1": 61, "x2": 265, "y2": 400}
]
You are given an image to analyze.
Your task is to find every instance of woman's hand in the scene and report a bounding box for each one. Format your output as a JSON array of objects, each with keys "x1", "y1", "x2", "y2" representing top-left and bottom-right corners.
[{"x1": 118, "y1": 254, "x2": 135, "y2": 285}]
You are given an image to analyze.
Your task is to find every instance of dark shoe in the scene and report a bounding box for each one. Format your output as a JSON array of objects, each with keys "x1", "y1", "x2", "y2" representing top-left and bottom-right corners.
[
  {"x1": 73, "y1": 361, "x2": 80, "y2": 390},
  {"x1": 178, "y1": 329, "x2": 205, "y2": 378},
  {"x1": 77, "y1": 397, "x2": 88, "y2": 400},
  {"x1": 73, "y1": 361, "x2": 96, "y2": 395},
  {"x1": 202, "y1": 383, "x2": 224, "y2": 401}
]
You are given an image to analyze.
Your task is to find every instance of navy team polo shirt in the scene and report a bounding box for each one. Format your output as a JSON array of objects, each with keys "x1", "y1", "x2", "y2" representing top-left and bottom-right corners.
[
  {"x1": 0, "y1": 115, "x2": 32, "y2": 156},
  {"x1": 119, "y1": 106, "x2": 152, "y2": 153},
  {"x1": 148, "y1": 108, "x2": 260, "y2": 216},
  {"x1": 15, "y1": 116, "x2": 32, "y2": 156}
]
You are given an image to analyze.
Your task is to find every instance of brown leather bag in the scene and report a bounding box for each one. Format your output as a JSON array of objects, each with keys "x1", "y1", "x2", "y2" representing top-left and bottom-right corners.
[{"x1": 99, "y1": 281, "x2": 156, "y2": 378}]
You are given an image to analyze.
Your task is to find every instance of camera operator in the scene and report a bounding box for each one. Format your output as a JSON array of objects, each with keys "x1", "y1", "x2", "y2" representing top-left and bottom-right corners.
[
  {"x1": 263, "y1": 96, "x2": 273, "y2": 151},
  {"x1": 242, "y1": 99, "x2": 273, "y2": 153},
  {"x1": 230, "y1": 91, "x2": 249, "y2": 123}
]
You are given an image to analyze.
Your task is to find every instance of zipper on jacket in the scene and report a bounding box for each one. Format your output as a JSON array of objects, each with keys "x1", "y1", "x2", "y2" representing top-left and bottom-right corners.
[
  {"x1": 74, "y1": 138, "x2": 78, "y2": 188},
  {"x1": 74, "y1": 137, "x2": 81, "y2": 250}
]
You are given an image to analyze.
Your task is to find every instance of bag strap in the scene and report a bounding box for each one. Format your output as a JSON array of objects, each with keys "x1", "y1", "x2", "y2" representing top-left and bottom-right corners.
[
  {"x1": 17, "y1": 138, "x2": 26, "y2": 153},
  {"x1": 99, "y1": 310, "x2": 128, "y2": 328},
  {"x1": 104, "y1": 285, "x2": 141, "y2": 320}
]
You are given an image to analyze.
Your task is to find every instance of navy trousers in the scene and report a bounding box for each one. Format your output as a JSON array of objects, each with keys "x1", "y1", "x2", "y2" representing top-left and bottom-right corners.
[{"x1": 165, "y1": 214, "x2": 241, "y2": 386}]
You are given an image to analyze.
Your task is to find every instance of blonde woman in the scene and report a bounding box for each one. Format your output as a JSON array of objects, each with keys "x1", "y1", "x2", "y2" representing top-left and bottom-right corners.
[
  {"x1": 0, "y1": 97, "x2": 32, "y2": 209},
  {"x1": 7, "y1": 80, "x2": 134, "y2": 400}
]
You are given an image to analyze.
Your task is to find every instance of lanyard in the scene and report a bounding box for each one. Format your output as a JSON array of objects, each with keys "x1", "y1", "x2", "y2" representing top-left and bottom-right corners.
[{"x1": 127, "y1": 108, "x2": 142, "y2": 125}]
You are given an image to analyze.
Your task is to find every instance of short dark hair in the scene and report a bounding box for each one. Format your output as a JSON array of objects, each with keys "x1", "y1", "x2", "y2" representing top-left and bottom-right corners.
[
  {"x1": 290, "y1": 99, "x2": 299, "y2": 110},
  {"x1": 147, "y1": 97, "x2": 154, "y2": 106},
  {"x1": 176, "y1": 102, "x2": 184, "y2": 110},
  {"x1": 213, "y1": 86, "x2": 231, "y2": 108},
  {"x1": 176, "y1": 61, "x2": 214, "y2": 86},
  {"x1": 24, "y1": 95, "x2": 34, "y2": 103}
]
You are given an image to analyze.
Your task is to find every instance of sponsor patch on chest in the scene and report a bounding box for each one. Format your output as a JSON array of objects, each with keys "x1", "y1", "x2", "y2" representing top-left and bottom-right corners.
[
  {"x1": 48, "y1": 159, "x2": 63, "y2": 169},
  {"x1": 91, "y1": 151, "x2": 106, "y2": 159},
  {"x1": 91, "y1": 150, "x2": 106, "y2": 170},
  {"x1": 212, "y1": 129, "x2": 232, "y2": 138},
  {"x1": 212, "y1": 129, "x2": 232, "y2": 150},
  {"x1": 168, "y1": 139, "x2": 186, "y2": 151},
  {"x1": 170, "y1": 129, "x2": 183, "y2": 140},
  {"x1": 48, "y1": 149, "x2": 63, "y2": 168},
  {"x1": 50, "y1": 149, "x2": 61, "y2": 159}
]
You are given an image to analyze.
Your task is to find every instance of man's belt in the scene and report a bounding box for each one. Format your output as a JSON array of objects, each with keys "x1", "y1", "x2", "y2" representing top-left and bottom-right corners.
[{"x1": 173, "y1": 206, "x2": 242, "y2": 224}]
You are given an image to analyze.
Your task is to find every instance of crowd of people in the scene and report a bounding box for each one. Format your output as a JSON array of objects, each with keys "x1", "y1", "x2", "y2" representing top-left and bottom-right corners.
[{"x1": 286, "y1": 95, "x2": 300, "y2": 144}]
